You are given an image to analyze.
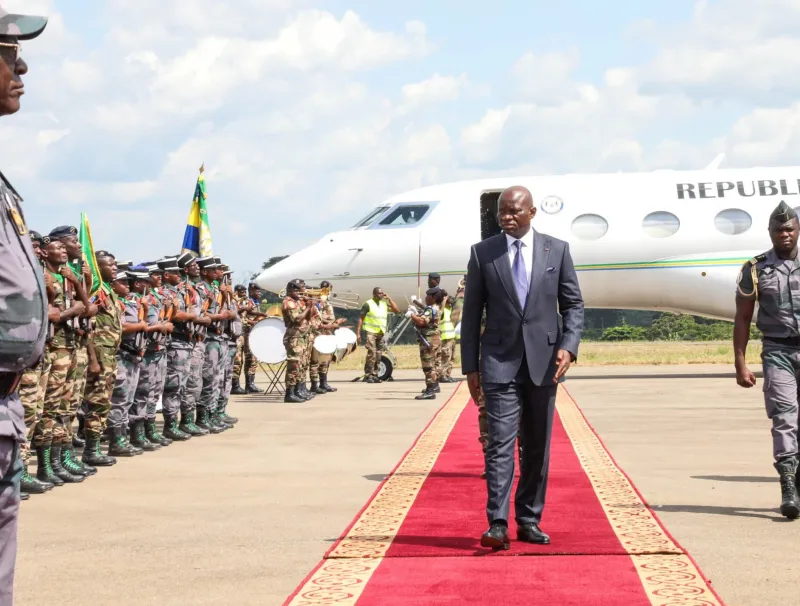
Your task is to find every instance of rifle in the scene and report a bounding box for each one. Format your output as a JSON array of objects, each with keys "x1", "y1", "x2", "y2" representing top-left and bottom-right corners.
[
  {"x1": 134, "y1": 295, "x2": 147, "y2": 356},
  {"x1": 195, "y1": 297, "x2": 211, "y2": 340}
]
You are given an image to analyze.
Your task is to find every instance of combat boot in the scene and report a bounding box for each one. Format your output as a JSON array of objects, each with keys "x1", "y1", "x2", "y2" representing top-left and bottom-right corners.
[
  {"x1": 415, "y1": 386, "x2": 436, "y2": 400},
  {"x1": 20, "y1": 492, "x2": 29, "y2": 501},
  {"x1": 219, "y1": 404, "x2": 239, "y2": 425},
  {"x1": 146, "y1": 419, "x2": 172, "y2": 447},
  {"x1": 231, "y1": 377, "x2": 247, "y2": 395},
  {"x1": 775, "y1": 457, "x2": 800, "y2": 519},
  {"x1": 82, "y1": 434, "x2": 116, "y2": 467},
  {"x1": 35, "y1": 444, "x2": 63, "y2": 487},
  {"x1": 320, "y1": 373, "x2": 336, "y2": 392},
  {"x1": 209, "y1": 410, "x2": 231, "y2": 432},
  {"x1": 72, "y1": 416, "x2": 85, "y2": 448},
  {"x1": 245, "y1": 375, "x2": 263, "y2": 394},
  {"x1": 130, "y1": 419, "x2": 160, "y2": 451},
  {"x1": 108, "y1": 426, "x2": 139, "y2": 457},
  {"x1": 180, "y1": 411, "x2": 208, "y2": 436},
  {"x1": 311, "y1": 380, "x2": 326, "y2": 395},
  {"x1": 196, "y1": 407, "x2": 222, "y2": 434},
  {"x1": 432, "y1": 382, "x2": 441, "y2": 393},
  {"x1": 162, "y1": 414, "x2": 191, "y2": 441},
  {"x1": 49, "y1": 444, "x2": 84, "y2": 483},
  {"x1": 60, "y1": 444, "x2": 94, "y2": 477},
  {"x1": 297, "y1": 382, "x2": 315, "y2": 399},
  {"x1": 284, "y1": 384, "x2": 305, "y2": 403},
  {"x1": 21, "y1": 462, "x2": 52, "y2": 494}
]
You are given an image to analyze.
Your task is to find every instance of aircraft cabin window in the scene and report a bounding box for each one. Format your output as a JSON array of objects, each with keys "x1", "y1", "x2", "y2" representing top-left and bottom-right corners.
[
  {"x1": 571, "y1": 214, "x2": 608, "y2": 240},
  {"x1": 352, "y1": 206, "x2": 389, "y2": 228},
  {"x1": 378, "y1": 204, "x2": 430, "y2": 226},
  {"x1": 642, "y1": 211, "x2": 680, "y2": 238},
  {"x1": 714, "y1": 208, "x2": 752, "y2": 235}
]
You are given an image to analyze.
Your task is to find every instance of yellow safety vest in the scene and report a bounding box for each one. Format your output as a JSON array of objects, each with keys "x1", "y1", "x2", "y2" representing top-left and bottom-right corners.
[
  {"x1": 363, "y1": 299, "x2": 388, "y2": 334},
  {"x1": 441, "y1": 306, "x2": 455, "y2": 340}
]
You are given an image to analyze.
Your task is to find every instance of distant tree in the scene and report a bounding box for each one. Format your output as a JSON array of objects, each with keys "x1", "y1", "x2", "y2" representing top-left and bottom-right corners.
[
  {"x1": 262, "y1": 255, "x2": 289, "y2": 270},
  {"x1": 600, "y1": 324, "x2": 647, "y2": 341}
]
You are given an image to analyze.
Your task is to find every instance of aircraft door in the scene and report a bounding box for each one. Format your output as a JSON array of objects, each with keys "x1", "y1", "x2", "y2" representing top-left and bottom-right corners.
[{"x1": 480, "y1": 190, "x2": 503, "y2": 241}]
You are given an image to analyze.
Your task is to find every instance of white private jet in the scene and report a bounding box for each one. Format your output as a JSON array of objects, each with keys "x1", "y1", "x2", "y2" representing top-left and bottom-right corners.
[{"x1": 256, "y1": 158, "x2": 793, "y2": 325}]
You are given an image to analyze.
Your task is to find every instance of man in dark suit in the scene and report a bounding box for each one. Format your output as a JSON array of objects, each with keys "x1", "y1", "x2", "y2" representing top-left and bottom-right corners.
[{"x1": 460, "y1": 185, "x2": 584, "y2": 550}]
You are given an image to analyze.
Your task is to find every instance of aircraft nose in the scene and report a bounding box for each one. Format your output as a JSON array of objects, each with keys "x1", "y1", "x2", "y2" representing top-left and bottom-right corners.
[{"x1": 255, "y1": 258, "x2": 294, "y2": 295}]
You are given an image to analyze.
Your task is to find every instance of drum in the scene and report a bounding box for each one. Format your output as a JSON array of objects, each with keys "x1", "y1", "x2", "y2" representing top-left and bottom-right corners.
[
  {"x1": 332, "y1": 327, "x2": 358, "y2": 362},
  {"x1": 248, "y1": 317, "x2": 287, "y2": 364},
  {"x1": 313, "y1": 335, "x2": 338, "y2": 355}
]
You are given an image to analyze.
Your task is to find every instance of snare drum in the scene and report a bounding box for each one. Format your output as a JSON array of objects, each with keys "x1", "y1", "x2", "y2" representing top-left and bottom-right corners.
[{"x1": 248, "y1": 317, "x2": 287, "y2": 364}]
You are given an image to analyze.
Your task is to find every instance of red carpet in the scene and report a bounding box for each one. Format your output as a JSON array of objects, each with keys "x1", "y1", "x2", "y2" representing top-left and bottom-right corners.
[{"x1": 284, "y1": 383, "x2": 726, "y2": 605}]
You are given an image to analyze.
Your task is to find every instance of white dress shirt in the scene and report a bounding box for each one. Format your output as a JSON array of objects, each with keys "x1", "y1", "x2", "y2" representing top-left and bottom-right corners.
[{"x1": 505, "y1": 229, "x2": 534, "y2": 286}]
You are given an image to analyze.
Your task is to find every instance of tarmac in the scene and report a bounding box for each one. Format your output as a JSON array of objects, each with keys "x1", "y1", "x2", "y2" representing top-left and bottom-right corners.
[{"x1": 13, "y1": 364, "x2": 788, "y2": 606}]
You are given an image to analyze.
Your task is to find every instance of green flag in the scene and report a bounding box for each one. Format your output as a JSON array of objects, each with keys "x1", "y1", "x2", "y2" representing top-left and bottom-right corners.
[{"x1": 79, "y1": 212, "x2": 101, "y2": 295}]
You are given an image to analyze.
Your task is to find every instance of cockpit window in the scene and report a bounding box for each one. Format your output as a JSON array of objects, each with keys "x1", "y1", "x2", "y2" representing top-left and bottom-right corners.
[
  {"x1": 378, "y1": 204, "x2": 430, "y2": 226},
  {"x1": 352, "y1": 206, "x2": 389, "y2": 228}
]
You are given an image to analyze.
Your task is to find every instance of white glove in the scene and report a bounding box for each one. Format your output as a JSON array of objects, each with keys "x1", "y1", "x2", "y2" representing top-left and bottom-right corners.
[
  {"x1": 405, "y1": 308, "x2": 415, "y2": 318},
  {"x1": 410, "y1": 295, "x2": 421, "y2": 305}
]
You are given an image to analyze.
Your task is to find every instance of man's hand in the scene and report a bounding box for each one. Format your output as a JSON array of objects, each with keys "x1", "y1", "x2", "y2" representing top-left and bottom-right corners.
[
  {"x1": 88, "y1": 360, "x2": 101, "y2": 375},
  {"x1": 466, "y1": 371, "x2": 481, "y2": 402},
  {"x1": 61, "y1": 266, "x2": 80, "y2": 286},
  {"x1": 83, "y1": 303, "x2": 99, "y2": 318},
  {"x1": 553, "y1": 349, "x2": 573, "y2": 383},
  {"x1": 736, "y1": 363, "x2": 757, "y2": 388},
  {"x1": 196, "y1": 316, "x2": 212, "y2": 326}
]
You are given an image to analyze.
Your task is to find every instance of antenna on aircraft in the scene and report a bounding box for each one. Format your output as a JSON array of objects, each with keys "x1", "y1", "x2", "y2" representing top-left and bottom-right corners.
[{"x1": 704, "y1": 153, "x2": 725, "y2": 170}]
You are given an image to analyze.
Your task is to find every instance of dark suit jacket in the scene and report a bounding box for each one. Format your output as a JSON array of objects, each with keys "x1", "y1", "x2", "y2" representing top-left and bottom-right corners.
[{"x1": 460, "y1": 230, "x2": 584, "y2": 386}]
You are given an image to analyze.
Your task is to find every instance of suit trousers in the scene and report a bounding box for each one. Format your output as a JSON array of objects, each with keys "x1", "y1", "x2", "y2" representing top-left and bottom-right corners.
[{"x1": 482, "y1": 359, "x2": 556, "y2": 526}]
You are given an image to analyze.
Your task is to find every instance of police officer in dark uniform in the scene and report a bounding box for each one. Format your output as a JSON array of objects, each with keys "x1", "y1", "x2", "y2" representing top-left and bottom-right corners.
[
  {"x1": 0, "y1": 6, "x2": 49, "y2": 601},
  {"x1": 735, "y1": 200, "x2": 800, "y2": 519}
]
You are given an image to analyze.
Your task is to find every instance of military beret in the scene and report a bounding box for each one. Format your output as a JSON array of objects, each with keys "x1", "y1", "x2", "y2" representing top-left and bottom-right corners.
[
  {"x1": 286, "y1": 279, "x2": 303, "y2": 291},
  {"x1": 234, "y1": 284, "x2": 246, "y2": 291},
  {"x1": 770, "y1": 201, "x2": 798, "y2": 224},
  {"x1": 95, "y1": 250, "x2": 115, "y2": 260},
  {"x1": 41, "y1": 235, "x2": 52, "y2": 246},
  {"x1": 157, "y1": 258, "x2": 180, "y2": 272},
  {"x1": 29, "y1": 230, "x2": 42, "y2": 244},
  {"x1": 428, "y1": 272, "x2": 441, "y2": 280},
  {"x1": 196, "y1": 256, "x2": 219, "y2": 269},
  {"x1": 426, "y1": 286, "x2": 441, "y2": 296},
  {"x1": 48, "y1": 225, "x2": 78, "y2": 239},
  {"x1": 177, "y1": 252, "x2": 197, "y2": 269}
]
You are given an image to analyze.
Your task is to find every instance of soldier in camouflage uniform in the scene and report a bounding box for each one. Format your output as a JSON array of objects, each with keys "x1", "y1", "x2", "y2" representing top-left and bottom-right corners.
[
  {"x1": 180, "y1": 253, "x2": 212, "y2": 436},
  {"x1": 195, "y1": 256, "x2": 233, "y2": 433},
  {"x1": 159, "y1": 256, "x2": 195, "y2": 441},
  {"x1": 128, "y1": 263, "x2": 171, "y2": 452},
  {"x1": 216, "y1": 265, "x2": 240, "y2": 426},
  {"x1": 409, "y1": 287, "x2": 441, "y2": 400},
  {"x1": 0, "y1": 6, "x2": 49, "y2": 590},
  {"x1": 48, "y1": 225, "x2": 98, "y2": 478},
  {"x1": 282, "y1": 280, "x2": 317, "y2": 403},
  {"x1": 309, "y1": 281, "x2": 345, "y2": 393},
  {"x1": 107, "y1": 267, "x2": 150, "y2": 457},
  {"x1": 34, "y1": 236, "x2": 85, "y2": 485},
  {"x1": 81, "y1": 252, "x2": 122, "y2": 467},
  {"x1": 735, "y1": 201, "x2": 800, "y2": 520},
  {"x1": 234, "y1": 283, "x2": 266, "y2": 394},
  {"x1": 231, "y1": 285, "x2": 248, "y2": 394},
  {"x1": 18, "y1": 231, "x2": 55, "y2": 494}
]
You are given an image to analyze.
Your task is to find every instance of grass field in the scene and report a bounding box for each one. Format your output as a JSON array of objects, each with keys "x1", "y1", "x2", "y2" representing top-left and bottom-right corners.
[{"x1": 324, "y1": 340, "x2": 763, "y2": 371}]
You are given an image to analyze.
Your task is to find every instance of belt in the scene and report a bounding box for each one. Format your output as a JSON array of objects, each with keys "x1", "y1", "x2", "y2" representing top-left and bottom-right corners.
[
  {"x1": 0, "y1": 371, "x2": 23, "y2": 399},
  {"x1": 764, "y1": 336, "x2": 800, "y2": 347}
]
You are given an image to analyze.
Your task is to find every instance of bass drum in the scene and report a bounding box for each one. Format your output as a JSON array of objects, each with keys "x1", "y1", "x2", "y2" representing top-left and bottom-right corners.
[
  {"x1": 248, "y1": 317, "x2": 287, "y2": 364},
  {"x1": 332, "y1": 327, "x2": 358, "y2": 363}
]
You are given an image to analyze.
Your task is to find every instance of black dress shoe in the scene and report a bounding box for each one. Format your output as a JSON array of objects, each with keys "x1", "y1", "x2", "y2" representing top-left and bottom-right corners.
[
  {"x1": 480, "y1": 523, "x2": 510, "y2": 550},
  {"x1": 517, "y1": 523, "x2": 550, "y2": 545}
]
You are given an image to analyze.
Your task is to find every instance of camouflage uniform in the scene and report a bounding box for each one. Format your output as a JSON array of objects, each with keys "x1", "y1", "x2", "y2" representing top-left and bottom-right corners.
[
  {"x1": 310, "y1": 301, "x2": 336, "y2": 380},
  {"x1": 131, "y1": 290, "x2": 161, "y2": 425},
  {"x1": 18, "y1": 352, "x2": 49, "y2": 464},
  {"x1": 218, "y1": 297, "x2": 241, "y2": 415},
  {"x1": 282, "y1": 296, "x2": 309, "y2": 388},
  {"x1": 82, "y1": 284, "x2": 122, "y2": 440},
  {"x1": 34, "y1": 271, "x2": 75, "y2": 449},
  {"x1": 163, "y1": 282, "x2": 193, "y2": 419},
  {"x1": 65, "y1": 263, "x2": 90, "y2": 444},
  {"x1": 183, "y1": 278, "x2": 207, "y2": 416},
  {"x1": 0, "y1": 134, "x2": 50, "y2": 603},
  {"x1": 233, "y1": 294, "x2": 259, "y2": 379},
  {"x1": 108, "y1": 293, "x2": 144, "y2": 431},
  {"x1": 197, "y1": 280, "x2": 224, "y2": 423},
  {"x1": 417, "y1": 305, "x2": 441, "y2": 389},
  {"x1": 146, "y1": 286, "x2": 171, "y2": 423}
]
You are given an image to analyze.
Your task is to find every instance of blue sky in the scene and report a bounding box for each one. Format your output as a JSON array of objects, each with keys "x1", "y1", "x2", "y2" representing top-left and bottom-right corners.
[{"x1": 1, "y1": 0, "x2": 797, "y2": 284}]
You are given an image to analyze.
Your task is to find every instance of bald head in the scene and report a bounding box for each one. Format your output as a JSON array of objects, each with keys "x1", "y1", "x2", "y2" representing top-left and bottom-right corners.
[{"x1": 497, "y1": 185, "x2": 535, "y2": 238}]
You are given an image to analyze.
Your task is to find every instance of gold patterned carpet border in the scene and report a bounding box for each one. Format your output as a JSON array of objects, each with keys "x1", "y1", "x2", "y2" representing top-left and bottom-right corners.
[{"x1": 559, "y1": 386, "x2": 725, "y2": 605}]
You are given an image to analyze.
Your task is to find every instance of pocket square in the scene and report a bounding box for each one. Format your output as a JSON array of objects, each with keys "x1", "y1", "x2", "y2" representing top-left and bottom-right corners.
[{"x1": 546, "y1": 266, "x2": 556, "y2": 272}]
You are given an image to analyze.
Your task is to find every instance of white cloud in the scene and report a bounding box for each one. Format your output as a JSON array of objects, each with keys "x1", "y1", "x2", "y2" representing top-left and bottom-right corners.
[{"x1": 401, "y1": 73, "x2": 469, "y2": 108}]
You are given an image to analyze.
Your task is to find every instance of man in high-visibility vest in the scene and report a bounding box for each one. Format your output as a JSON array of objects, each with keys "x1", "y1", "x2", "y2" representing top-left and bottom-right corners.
[
  {"x1": 356, "y1": 287, "x2": 400, "y2": 383},
  {"x1": 436, "y1": 290, "x2": 457, "y2": 382}
]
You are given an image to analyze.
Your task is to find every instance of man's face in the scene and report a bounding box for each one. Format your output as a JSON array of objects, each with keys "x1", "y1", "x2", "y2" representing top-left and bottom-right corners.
[
  {"x1": 43, "y1": 240, "x2": 67, "y2": 265},
  {"x1": 769, "y1": 219, "x2": 800, "y2": 254},
  {"x1": 97, "y1": 256, "x2": 116, "y2": 282},
  {"x1": 60, "y1": 235, "x2": 80, "y2": 260},
  {"x1": 0, "y1": 36, "x2": 26, "y2": 116},
  {"x1": 150, "y1": 273, "x2": 163, "y2": 288},
  {"x1": 31, "y1": 239, "x2": 40, "y2": 258},
  {"x1": 164, "y1": 271, "x2": 181, "y2": 286},
  {"x1": 498, "y1": 193, "x2": 535, "y2": 237},
  {"x1": 249, "y1": 286, "x2": 261, "y2": 300},
  {"x1": 112, "y1": 280, "x2": 129, "y2": 297},
  {"x1": 133, "y1": 279, "x2": 148, "y2": 294},
  {"x1": 186, "y1": 261, "x2": 200, "y2": 278},
  {"x1": 428, "y1": 277, "x2": 440, "y2": 289},
  {"x1": 374, "y1": 289, "x2": 384, "y2": 300}
]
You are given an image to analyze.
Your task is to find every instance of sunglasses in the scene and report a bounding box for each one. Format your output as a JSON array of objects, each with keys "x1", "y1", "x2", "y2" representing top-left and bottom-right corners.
[{"x1": 0, "y1": 42, "x2": 21, "y2": 65}]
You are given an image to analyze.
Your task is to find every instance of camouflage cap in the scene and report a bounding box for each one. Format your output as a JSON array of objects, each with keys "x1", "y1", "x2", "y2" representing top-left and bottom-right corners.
[
  {"x1": 770, "y1": 201, "x2": 798, "y2": 224},
  {"x1": 0, "y1": 5, "x2": 48, "y2": 40}
]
